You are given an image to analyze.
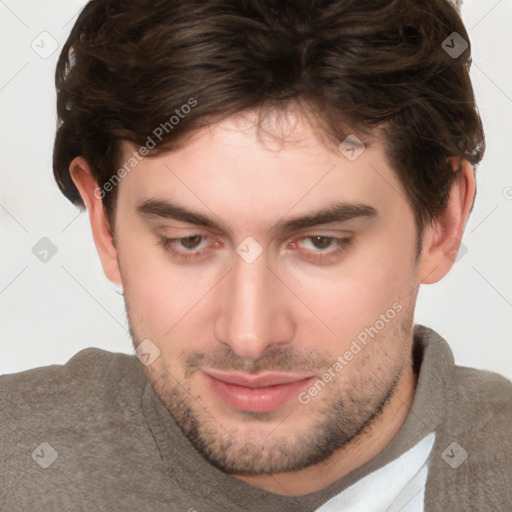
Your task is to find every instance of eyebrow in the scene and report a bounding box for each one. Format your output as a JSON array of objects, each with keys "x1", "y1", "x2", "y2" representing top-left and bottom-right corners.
[{"x1": 136, "y1": 198, "x2": 378, "y2": 236}]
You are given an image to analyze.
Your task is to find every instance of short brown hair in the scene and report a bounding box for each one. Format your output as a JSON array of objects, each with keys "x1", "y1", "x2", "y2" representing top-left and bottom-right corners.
[{"x1": 53, "y1": 0, "x2": 484, "y2": 240}]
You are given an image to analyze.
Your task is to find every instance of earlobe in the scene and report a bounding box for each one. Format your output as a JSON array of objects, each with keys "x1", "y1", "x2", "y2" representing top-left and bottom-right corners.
[
  {"x1": 417, "y1": 159, "x2": 476, "y2": 284},
  {"x1": 69, "y1": 157, "x2": 122, "y2": 286}
]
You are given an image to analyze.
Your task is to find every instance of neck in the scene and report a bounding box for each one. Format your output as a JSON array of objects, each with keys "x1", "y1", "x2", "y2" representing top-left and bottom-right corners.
[{"x1": 233, "y1": 358, "x2": 418, "y2": 496}]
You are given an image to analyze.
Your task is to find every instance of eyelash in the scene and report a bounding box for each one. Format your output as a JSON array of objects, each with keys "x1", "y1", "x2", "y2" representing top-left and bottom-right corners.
[{"x1": 157, "y1": 235, "x2": 352, "y2": 262}]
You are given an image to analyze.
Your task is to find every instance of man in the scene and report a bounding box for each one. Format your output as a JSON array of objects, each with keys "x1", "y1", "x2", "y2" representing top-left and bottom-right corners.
[{"x1": 1, "y1": 0, "x2": 511, "y2": 510}]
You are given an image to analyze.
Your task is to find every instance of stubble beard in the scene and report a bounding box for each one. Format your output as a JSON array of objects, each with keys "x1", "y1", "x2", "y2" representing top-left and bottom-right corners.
[{"x1": 129, "y1": 311, "x2": 413, "y2": 476}]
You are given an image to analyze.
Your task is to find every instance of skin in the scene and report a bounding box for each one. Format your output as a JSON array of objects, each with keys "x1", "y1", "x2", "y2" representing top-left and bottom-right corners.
[{"x1": 70, "y1": 108, "x2": 475, "y2": 496}]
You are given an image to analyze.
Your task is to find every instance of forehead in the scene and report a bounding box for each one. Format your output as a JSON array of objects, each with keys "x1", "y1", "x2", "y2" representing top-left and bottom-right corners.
[{"x1": 116, "y1": 110, "x2": 406, "y2": 230}]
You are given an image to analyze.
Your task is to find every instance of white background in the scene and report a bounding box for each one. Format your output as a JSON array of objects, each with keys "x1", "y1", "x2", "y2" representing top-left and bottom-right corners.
[{"x1": 1, "y1": 0, "x2": 511, "y2": 379}]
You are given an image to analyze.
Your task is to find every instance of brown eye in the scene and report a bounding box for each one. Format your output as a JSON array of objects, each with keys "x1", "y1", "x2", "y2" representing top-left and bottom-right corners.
[
  {"x1": 157, "y1": 234, "x2": 216, "y2": 261},
  {"x1": 290, "y1": 236, "x2": 352, "y2": 263},
  {"x1": 179, "y1": 235, "x2": 204, "y2": 250},
  {"x1": 309, "y1": 236, "x2": 334, "y2": 250},
  {"x1": 299, "y1": 236, "x2": 338, "y2": 251}
]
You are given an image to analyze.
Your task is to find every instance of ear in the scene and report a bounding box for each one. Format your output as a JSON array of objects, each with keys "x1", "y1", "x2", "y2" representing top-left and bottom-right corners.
[
  {"x1": 417, "y1": 159, "x2": 476, "y2": 284},
  {"x1": 69, "y1": 157, "x2": 122, "y2": 286}
]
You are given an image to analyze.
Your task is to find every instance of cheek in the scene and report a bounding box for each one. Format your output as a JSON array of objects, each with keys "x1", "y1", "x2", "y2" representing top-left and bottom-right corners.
[
  {"x1": 119, "y1": 238, "x2": 223, "y2": 344},
  {"x1": 286, "y1": 238, "x2": 414, "y2": 349}
]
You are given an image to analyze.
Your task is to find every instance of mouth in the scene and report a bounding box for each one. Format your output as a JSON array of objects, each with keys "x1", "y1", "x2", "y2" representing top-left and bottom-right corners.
[{"x1": 200, "y1": 368, "x2": 316, "y2": 413}]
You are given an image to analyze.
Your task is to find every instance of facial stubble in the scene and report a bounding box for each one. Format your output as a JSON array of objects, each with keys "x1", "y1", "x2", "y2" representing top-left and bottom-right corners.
[{"x1": 127, "y1": 304, "x2": 413, "y2": 476}]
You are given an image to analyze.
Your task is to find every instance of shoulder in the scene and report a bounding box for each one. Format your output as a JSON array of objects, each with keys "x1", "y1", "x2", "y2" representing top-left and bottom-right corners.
[
  {"x1": 0, "y1": 350, "x2": 171, "y2": 509},
  {"x1": 449, "y1": 363, "x2": 512, "y2": 454},
  {"x1": 0, "y1": 347, "x2": 146, "y2": 439},
  {"x1": 415, "y1": 325, "x2": 512, "y2": 462},
  {"x1": 0, "y1": 346, "x2": 143, "y2": 394},
  {"x1": 414, "y1": 325, "x2": 512, "y2": 421},
  {"x1": 450, "y1": 363, "x2": 512, "y2": 422},
  {"x1": 428, "y1": 365, "x2": 512, "y2": 507},
  {"x1": 414, "y1": 327, "x2": 512, "y2": 507}
]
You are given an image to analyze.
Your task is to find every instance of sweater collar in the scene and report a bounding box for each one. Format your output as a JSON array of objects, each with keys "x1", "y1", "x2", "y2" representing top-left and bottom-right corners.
[{"x1": 142, "y1": 325, "x2": 452, "y2": 511}]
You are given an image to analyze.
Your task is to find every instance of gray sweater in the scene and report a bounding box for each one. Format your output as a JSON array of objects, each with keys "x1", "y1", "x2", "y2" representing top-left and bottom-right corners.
[{"x1": 1, "y1": 325, "x2": 511, "y2": 511}]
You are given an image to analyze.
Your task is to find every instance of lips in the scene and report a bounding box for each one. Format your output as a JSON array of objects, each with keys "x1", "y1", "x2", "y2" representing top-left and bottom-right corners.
[{"x1": 201, "y1": 368, "x2": 315, "y2": 413}]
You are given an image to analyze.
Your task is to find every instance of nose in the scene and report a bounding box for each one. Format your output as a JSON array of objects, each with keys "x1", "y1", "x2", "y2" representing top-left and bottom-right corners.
[{"x1": 213, "y1": 247, "x2": 295, "y2": 360}]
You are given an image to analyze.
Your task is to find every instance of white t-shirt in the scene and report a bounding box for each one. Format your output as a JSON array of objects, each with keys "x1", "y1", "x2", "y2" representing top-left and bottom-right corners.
[{"x1": 314, "y1": 432, "x2": 436, "y2": 512}]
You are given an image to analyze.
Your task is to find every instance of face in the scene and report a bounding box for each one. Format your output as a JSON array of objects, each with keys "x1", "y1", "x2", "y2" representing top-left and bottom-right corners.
[{"x1": 113, "y1": 110, "x2": 420, "y2": 475}]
